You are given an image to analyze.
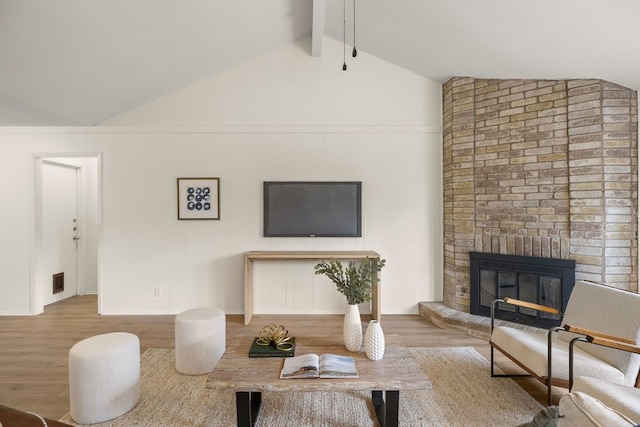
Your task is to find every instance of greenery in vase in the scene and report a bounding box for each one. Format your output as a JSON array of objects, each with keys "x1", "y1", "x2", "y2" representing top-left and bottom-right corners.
[{"x1": 314, "y1": 257, "x2": 386, "y2": 305}]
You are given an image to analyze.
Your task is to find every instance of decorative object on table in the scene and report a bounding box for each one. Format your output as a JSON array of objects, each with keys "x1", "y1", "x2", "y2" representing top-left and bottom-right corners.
[
  {"x1": 364, "y1": 320, "x2": 385, "y2": 360},
  {"x1": 177, "y1": 177, "x2": 220, "y2": 220},
  {"x1": 248, "y1": 324, "x2": 295, "y2": 357},
  {"x1": 314, "y1": 257, "x2": 386, "y2": 305},
  {"x1": 249, "y1": 337, "x2": 296, "y2": 357},
  {"x1": 280, "y1": 353, "x2": 359, "y2": 379},
  {"x1": 314, "y1": 257, "x2": 386, "y2": 352},
  {"x1": 343, "y1": 304, "x2": 363, "y2": 351}
]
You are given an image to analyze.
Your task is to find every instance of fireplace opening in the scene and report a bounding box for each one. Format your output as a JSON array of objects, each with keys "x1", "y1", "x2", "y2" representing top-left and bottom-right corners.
[{"x1": 469, "y1": 252, "x2": 576, "y2": 328}]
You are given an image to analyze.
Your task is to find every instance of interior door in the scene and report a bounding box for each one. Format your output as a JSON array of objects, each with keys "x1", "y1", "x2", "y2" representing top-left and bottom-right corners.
[{"x1": 42, "y1": 161, "x2": 78, "y2": 305}]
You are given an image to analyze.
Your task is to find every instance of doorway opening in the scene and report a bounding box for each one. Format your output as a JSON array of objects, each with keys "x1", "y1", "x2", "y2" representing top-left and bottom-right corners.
[{"x1": 34, "y1": 154, "x2": 102, "y2": 314}]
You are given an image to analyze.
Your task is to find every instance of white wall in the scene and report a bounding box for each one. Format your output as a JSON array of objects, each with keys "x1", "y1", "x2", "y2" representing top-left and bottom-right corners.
[
  {"x1": 102, "y1": 37, "x2": 438, "y2": 127},
  {"x1": 0, "y1": 37, "x2": 443, "y2": 315}
]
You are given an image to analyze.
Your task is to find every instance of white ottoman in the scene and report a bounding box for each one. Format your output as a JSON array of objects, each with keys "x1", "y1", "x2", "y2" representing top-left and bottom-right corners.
[
  {"x1": 69, "y1": 332, "x2": 140, "y2": 424},
  {"x1": 175, "y1": 307, "x2": 226, "y2": 375}
]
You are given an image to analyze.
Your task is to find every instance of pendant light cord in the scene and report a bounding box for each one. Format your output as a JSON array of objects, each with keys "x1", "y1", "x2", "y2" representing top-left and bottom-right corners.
[
  {"x1": 352, "y1": 0, "x2": 357, "y2": 57},
  {"x1": 342, "y1": 0, "x2": 347, "y2": 70}
]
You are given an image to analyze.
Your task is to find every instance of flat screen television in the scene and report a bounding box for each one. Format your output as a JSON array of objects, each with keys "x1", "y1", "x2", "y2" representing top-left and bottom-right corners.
[{"x1": 263, "y1": 181, "x2": 362, "y2": 237}]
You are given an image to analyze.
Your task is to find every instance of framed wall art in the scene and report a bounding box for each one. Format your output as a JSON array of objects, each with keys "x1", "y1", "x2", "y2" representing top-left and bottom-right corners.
[{"x1": 177, "y1": 177, "x2": 220, "y2": 220}]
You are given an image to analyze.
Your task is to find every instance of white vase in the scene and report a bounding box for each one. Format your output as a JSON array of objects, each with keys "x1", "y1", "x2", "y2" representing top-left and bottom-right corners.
[
  {"x1": 343, "y1": 304, "x2": 363, "y2": 352},
  {"x1": 364, "y1": 320, "x2": 385, "y2": 360}
]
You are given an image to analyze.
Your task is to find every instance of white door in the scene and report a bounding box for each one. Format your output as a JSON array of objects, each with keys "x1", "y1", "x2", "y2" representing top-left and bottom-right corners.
[{"x1": 42, "y1": 161, "x2": 78, "y2": 305}]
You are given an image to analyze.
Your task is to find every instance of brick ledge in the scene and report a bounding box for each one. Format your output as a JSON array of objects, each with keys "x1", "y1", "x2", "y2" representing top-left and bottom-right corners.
[{"x1": 418, "y1": 301, "x2": 545, "y2": 341}]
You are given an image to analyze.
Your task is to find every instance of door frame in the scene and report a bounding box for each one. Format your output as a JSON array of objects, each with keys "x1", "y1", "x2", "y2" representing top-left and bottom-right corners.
[{"x1": 33, "y1": 153, "x2": 103, "y2": 314}]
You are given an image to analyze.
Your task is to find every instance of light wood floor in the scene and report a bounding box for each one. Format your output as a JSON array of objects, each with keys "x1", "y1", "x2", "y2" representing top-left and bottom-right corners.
[{"x1": 0, "y1": 295, "x2": 565, "y2": 420}]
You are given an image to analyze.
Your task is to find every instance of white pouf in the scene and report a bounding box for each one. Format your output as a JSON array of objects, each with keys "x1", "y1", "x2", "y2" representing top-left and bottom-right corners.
[
  {"x1": 69, "y1": 332, "x2": 140, "y2": 424},
  {"x1": 175, "y1": 307, "x2": 226, "y2": 375}
]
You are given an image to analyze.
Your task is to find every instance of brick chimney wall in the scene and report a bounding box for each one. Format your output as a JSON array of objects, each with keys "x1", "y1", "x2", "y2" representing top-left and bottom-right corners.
[{"x1": 443, "y1": 77, "x2": 638, "y2": 313}]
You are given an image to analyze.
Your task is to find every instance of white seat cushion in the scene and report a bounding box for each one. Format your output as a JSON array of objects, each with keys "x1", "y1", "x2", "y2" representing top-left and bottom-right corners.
[
  {"x1": 558, "y1": 392, "x2": 637, "y2": 426},
  {"x1": 491, "y1": 326, "x2": 625, "y2": 383},
  {"x1": 572, "y1": 376, "x2": 640, "y2": 422}
]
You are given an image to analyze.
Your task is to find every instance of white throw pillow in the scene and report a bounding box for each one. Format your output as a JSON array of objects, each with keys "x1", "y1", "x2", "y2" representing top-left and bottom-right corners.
[{"x1": 558, "y1": 392, "x2": 637, "y2": 427}]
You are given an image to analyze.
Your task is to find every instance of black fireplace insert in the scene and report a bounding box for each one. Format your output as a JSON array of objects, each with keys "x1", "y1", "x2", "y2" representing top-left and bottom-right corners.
[{"x1": 469, "y1": 252, "x2": 576, "y2": 328}]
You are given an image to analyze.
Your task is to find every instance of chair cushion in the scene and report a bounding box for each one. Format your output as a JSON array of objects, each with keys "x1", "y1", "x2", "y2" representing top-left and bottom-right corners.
[
  {"x1": 558, "y1": 392, "x2": 637, "y2": 426},
  {"x1": 572, "y1": 376, "x2": 640, "y2": 422},
  {"x1": 491, "y1": 326, "x2": 625, "y2": 383},
  {"x1": 560, "y1": 281, "x2": 640, "y2": 384}
]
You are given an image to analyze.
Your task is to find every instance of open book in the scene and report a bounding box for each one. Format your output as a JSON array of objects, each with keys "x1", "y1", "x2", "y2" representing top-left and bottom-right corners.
[{"x1": 280, "y1": 353, "x2": 359, "y2": 379}]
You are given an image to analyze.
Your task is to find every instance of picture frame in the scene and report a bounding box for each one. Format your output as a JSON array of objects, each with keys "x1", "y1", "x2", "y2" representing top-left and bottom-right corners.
[{"x1": 177, "y1": 178, "x2": 220, "y2": 220}]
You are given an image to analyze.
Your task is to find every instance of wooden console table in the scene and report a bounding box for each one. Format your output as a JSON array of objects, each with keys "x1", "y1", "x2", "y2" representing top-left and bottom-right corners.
[{"x1": 244, "y1": 250, "x2": 382, "y2": 325}]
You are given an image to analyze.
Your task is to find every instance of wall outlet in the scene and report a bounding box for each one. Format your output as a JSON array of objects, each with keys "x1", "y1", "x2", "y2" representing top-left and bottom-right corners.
[{"x1": 154, "y1": 286, "x2": 162, "y2": 297}]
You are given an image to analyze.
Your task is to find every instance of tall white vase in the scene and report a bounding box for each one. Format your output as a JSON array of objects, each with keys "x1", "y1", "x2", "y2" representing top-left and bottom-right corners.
[
  {"x1": 364, "y1": 320, "x2": 385, "y2": 360},
  {"x1": 343, "y1": 304, "x2": 363, "y2": 352}
]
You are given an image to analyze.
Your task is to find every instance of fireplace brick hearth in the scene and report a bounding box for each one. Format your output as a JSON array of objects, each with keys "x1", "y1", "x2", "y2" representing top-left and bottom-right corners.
[
  {"x1": 417, "y1": 301, "x2": 544, "y2": 341},
  {"x1": 441, "y1": 77, "x2": 638, "y2": 316}
]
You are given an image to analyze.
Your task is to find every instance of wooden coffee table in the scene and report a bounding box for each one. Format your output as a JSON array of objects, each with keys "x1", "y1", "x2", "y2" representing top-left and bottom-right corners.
[{"x1": 206, "y1": 336, "x2": 432, "y2": 427}]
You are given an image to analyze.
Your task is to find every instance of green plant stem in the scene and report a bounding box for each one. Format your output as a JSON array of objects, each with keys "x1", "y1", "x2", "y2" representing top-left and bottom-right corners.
[{"x1": 314, "y1": 257, "x2": 385, "y2": 305}]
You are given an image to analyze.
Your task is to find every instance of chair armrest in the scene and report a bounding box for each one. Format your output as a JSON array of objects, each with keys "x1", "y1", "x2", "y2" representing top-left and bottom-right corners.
[
  {"x1": 490, "y1": 297, "x2": 561, "y2": 335},
  {"x1": 585, "y1": 335, "x2": 640, "y2": 354},
  {"x1": 502, "y1": 297, "x2": 561, "y2": 314},
  {"x1": 564, "y1": 324, "x2": 637, "y2": 345}
]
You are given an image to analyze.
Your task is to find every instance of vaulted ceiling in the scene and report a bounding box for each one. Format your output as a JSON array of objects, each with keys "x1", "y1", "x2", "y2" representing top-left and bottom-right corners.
[{"x1": 1, "y1": 0, "x2": 639, "y2": 126}]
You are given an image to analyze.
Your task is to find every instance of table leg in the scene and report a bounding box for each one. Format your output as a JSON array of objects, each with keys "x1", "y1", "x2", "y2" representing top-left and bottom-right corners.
[
  {"x1": 372, "y1": 390, "x2": 399, "y2": 427},
  {"x1": 236, "y1": 391, "x2": 262, "y2": 427}
]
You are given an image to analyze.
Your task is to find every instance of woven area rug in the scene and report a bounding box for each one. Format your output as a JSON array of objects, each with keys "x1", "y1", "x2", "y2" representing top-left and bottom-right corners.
[{"x1": 60, "y1": 346, "x2": 541, "y2": 426}]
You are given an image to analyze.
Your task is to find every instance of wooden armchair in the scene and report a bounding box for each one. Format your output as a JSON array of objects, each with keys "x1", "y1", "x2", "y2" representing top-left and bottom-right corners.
[
  {"x1": 490, "y1": 280, "x2": 640, "y2": 405},
  {"x1": 568, "y1": 331, "x2": 640, "y2": 421}
]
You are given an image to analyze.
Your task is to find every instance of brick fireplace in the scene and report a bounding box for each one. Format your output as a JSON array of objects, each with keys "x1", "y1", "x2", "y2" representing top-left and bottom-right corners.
[
  {"x1": 442, "y1": 77, "x2": 639, "y2": 316},
  {"x1": 469, "y1": 251, "x2": 575, "y2": 328}
]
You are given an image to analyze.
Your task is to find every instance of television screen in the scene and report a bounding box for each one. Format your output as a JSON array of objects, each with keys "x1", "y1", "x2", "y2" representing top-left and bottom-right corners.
[{"x1": 263, "y1": 181, "x2": 362, "y2": 237}]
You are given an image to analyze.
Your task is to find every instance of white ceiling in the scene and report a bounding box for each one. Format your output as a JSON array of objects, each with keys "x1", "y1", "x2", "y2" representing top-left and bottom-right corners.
[{"x1": 1, "y1": 0, "x2": 639, "y2": 126}]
